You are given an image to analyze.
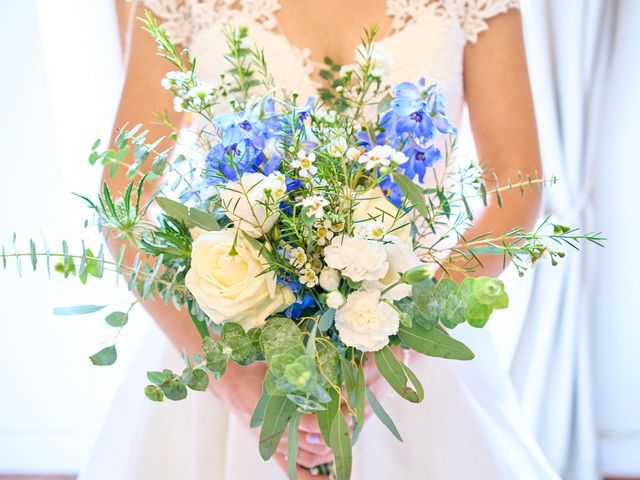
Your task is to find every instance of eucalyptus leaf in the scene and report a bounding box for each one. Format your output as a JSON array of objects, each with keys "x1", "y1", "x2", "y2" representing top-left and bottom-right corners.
[
  {"x1": 89, "y1": 345, "x2": 117, "y2": 366},
  {"x1": 183, "y1": 367, "x2": 209, "y2": 391},
  {"x1": 105, "y1": 311, "x2": 129, "y2": 327},
  {"x1": 159, "y1": 377, "x2": 188, "y2": 401},
  {"x1": 147, "y1": 369, "x2": 173, "y2": 385},
  {"x1": 319, "y1": 308, "x2": 336, "y2": 332},
  {"x1": 144, "y1": 384, "x2": 164, "y2": 402}
]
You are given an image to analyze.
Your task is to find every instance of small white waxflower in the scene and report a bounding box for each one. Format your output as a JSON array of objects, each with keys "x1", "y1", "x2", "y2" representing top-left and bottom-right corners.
[
  {"x1": 390, "y1": 149, "x2": 408, "y2": 165},
  {"x1": 326, "y1": 291, "x2": 345, "y2": 309},
  {"x1": 299, "y1": 264, "x2": 319, "y2": 287},
  {"x1": 319, "y1": 268, "x2": 341, "y2": 291},
  {"x1": 330, "y1": 219, "x2": 345, "y2": 233},
  {"x1": 161, "y1": 71, "x2": 191, "y2": 90},
  {"x1": 314, "y1": 219, "x2": 335, "y2": 246},
  {"x1": 315, "y1": 109, "x2": 337, "y2": 123},
  {"x1": 335, "y1": 289, "x2": 399, "y2": 351},
  {"x1": 345, "y1": 146, "x2": 364, "y2": 162},
  {"x1": 173, "y1": 96, "x2": 187, "y2": 112},
  {"x1": 356, "y1": 220, "x2": 387, "y2": 240},
  {"x1": 356, "y1": 43, "x2": 394, "y2": 78},
  {"x1": 291, "y1": 150, "x2": 318, "y2": 178},
  {"x1": 309, "y1": 254, "x2": 324, "y2": 273},
  {"x1": 327, "y1": 137, "x2": 348, "y2": 158},
  {"x1": 186, "y1": 82, "x2": 216, "y2": 109},
  {"x1": 289, "y1": 247, "x2": 308, "y2": 269},
  {"x1": 324, "y1": 235, "x2": 389, "y2": 282},
  {"x1": 339, "y1": 64, "x2": 354, "y2": 77},
  {"x1": 359, "y1": 145, "x2": 395, "y2": 171},
  {"x1": 300, "y1": 195, "x2": 329, "y2": 219},
  {"x1": 262, "y1": 172, "x2": 288, "y2": 200}
]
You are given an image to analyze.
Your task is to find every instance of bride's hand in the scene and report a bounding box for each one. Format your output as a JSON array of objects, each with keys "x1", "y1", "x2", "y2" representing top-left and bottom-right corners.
[
  {"x1": 274, "y1": 350, "x2": 395, "y2": 475},
  {"x1": 216, "y1": 360, "x2": 333, "y2": 478}
]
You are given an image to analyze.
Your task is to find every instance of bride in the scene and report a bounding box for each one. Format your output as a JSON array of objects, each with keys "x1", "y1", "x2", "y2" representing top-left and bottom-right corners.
[{"x1": 80, "y1": 0, "x2": 558, "y2": 478}]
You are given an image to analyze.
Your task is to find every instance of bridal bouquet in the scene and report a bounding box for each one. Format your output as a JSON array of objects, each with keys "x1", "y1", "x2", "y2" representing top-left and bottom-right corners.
[{"x1": 3, "y1": 14, "x2": 602, "y2": 480}]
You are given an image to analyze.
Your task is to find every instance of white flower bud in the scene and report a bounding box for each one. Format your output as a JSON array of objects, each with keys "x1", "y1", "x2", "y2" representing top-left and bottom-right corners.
[
  {"x1": 326, "y1": 291, "x2": 345, "y2": 309},
  {"x1": 319, "y1": 267, "x2": 341, "y2": 291}
]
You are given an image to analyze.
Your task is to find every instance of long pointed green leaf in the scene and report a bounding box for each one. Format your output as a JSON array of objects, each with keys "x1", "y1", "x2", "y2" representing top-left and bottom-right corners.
[
  {"x1": 329, "y1": 412, "x2": 352, "y2": 480},
  {"x1": 365, "y1": 388, "x2": 403, "y2": 442},
  {"x1": 250, "y1": 385, "x2": 270, "y2": 429},
  {"x1": 317, "y1": 385, "x2": 340, "y2": 445},
  {"x1": 287, "y1": 412, "x2": 300, "y2": 480},
  {"x1": 374, "y1": 346, "x2": 422, "y2": 403},
  {"x1": 394, "y1": 173, "x2": 429, "y2": 217},
  {"x1": 53, "y1": 304, "x2": 107, "y2": 315},
  {"x1": 259, "y1": 395, "x2": 296, "y2": 460},
  {"x1": 155, "y1": 196, "x2": 219, "y2": 231},
  {"x1": 398, "y1": 324, "x2": 474, "y2": 360}
]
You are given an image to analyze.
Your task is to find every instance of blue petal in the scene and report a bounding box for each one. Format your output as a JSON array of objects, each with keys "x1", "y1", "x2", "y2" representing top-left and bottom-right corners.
[{"x1": 393, "y1": 82, "x2": 421, "y2": 100}]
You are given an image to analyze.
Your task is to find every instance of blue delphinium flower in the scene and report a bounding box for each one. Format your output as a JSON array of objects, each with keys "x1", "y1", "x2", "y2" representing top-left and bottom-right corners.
[
  {"x1": 378, "y1": 174, "x2": 404, "y2": 207},
  {"x1": 205, "y1": 98, "x2": 289, "y2": 184},
  {"x1": 284, "y1": 292, "x2": 316, "y2": 319},
  {"x1": 205, "y1": 137, "x2": 263, "y2": 183},
  {"x1": 378, "y1": 78, "x2": 456, "y2": 183},
  {"x1": 399, "y1": 138, "x2": 442, "y2": 183}
]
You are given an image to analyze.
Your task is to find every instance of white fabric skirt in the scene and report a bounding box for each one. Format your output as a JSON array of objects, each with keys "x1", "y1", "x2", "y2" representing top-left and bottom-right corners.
[{"x1": 78, "y1": 322, "x2": 559, "y2": 479}]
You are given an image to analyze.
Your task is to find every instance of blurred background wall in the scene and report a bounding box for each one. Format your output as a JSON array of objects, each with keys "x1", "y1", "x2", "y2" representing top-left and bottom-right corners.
[{"x1": 0, "y1": 0, "x2": 638, "y2": 478}]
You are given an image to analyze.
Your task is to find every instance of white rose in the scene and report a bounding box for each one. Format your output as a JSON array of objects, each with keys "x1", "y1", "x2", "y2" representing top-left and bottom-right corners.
[
  {"x1": 363, "y1": 235, "x2": 423, "y2": 301},
  {"x1": 353, "y1": 187, "x2": 412, "y2": 245},
  {"x1": 319, "y1": 267, "x2": 341, "y2": 291},
  {"x1": 323, "y1": 235, "x2": 388, "y2": 282},
  {"x1": 335, "y1": 289, "x2": 399, "y2": 351},
  {"x1": 185, "y1": 229, "x2": 294, "y2": 329},
  {"x1": 326, "y1": 291, "x2": 345, "y2": 309},
  {"x1": 219, "y1": 172, "x2": 280, "y2": 237}
]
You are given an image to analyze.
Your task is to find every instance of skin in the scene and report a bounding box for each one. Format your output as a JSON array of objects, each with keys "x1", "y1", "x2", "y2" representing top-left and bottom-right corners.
[{"x1": 108, "y1": 1, "x2": 540, "y2": 476}]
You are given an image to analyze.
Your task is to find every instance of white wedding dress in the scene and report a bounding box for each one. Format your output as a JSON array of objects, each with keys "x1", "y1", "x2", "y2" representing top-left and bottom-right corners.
[{"x1": 79, "y1": 1, "x2": 560, "y2": 478}]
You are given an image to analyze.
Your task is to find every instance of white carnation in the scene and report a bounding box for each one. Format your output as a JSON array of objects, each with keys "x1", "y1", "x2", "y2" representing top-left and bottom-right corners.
[
  {"x1": 219, "y1": 172, "x2": 280, "y2": 237},
  {"x1": 319, "y1": 267, "x2": 341, "y2": 291},
  {"x1": 335, "y1": 290, "x2": 399, "y2": 351},
  {"x1": 323, "y1": 235, "x2": 388, "y2": 282},
  {"x1": 363, "y1": 236, "x2": 422, "y2": 301}
]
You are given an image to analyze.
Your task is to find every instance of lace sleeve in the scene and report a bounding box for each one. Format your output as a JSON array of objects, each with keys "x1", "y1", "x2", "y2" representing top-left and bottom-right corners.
[{"x1": 460, "y1": 0, "x2": 520, "y2": 44}]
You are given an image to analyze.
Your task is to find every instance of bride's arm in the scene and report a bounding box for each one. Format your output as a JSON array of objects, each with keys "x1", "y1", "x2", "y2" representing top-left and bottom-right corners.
[
  {"x1": 447, "y1": 8, "x2": 542, "y2": 280},
  {"x1": 106, "y1": 4, "x2": 331, "y2": 476}
]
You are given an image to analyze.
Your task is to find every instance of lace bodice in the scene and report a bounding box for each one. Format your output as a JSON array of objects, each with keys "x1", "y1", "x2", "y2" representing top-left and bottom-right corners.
[{"x1": 141, "y1": 0, "x2": 519, "y2": 127}]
